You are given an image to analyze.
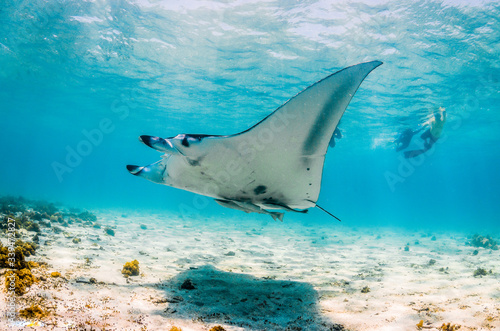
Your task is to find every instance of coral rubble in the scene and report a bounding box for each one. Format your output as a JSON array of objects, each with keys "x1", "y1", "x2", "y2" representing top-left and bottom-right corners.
[
  {"x1": 122, "y1": 259, "x2": 140, "y2": 277},
  {"x1": 468, "y1": 234, "x2": 498, "y2": 250}
]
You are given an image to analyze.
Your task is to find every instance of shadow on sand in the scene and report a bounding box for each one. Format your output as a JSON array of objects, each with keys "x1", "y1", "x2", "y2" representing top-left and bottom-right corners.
[{"x1": 158, "y1": 265, "x2": 345, "y2": 331}]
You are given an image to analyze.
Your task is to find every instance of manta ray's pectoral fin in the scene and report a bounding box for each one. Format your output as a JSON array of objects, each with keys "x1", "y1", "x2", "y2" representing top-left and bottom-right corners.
[
  {"x1": 215, "y1": 199, "x2": 285, "y2": 222},
  {"x1": 139, "y1": 135, "x2": 182, "y2": 155}
]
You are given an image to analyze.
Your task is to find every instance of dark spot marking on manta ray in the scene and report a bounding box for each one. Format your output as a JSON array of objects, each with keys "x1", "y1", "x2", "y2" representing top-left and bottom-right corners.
[
  {"x1": 187, "y1": 159, "x2": 200, "y2": 166},
  {"x1": 307, "y1": 168, "x2": 310, "y2": 171},
  {"x1": 182, "y1": 137, "x2": 189, "y2": 147},
  {"x1": 253, "y1": 185, "x2": 267, "y2": 195}
]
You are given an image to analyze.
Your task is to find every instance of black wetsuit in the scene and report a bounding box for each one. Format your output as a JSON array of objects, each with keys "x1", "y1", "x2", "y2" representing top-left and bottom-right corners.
[
  {"x1": 402, "y1": 111, "x2": 446, "y2": 158},
  {"x1": 403, "y1": 129, "x2": 439, "y2": 158},
  {"x1": 395, "y1": 128, "x2": 421, "y2": 152},
  {"x1": 420, "y1": 128, "x2": 438, "y2": 150},
  {"x1": 329, "y1": 127, "x2": 342, "y2": 148}
]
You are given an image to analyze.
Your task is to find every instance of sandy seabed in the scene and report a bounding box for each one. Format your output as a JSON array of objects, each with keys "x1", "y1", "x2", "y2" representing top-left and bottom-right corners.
[{"x1": 1, "y1": 210, "x2": 499, "y2": 331}]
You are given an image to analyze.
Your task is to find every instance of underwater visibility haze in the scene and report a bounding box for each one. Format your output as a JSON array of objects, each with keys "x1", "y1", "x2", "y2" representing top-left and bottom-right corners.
[
  {"x1": 1, "y1": 0, "x2": 500, "y2": 330},
  {"x1": 1, "y1": 0, "x2": 499, "y2": 230}
]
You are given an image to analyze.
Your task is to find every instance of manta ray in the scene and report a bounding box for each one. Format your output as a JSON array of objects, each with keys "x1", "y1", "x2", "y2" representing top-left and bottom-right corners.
[{"x1": 127, "y1": 61, "x2": 382, "y2": 221}]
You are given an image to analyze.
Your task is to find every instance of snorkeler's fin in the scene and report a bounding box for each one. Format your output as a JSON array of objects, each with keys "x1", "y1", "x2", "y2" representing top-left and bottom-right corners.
[
  {"x1": 404, "y1": 149, "x2": 426, "y2": 158},
  {"x1": 328, "y1": 135, "x2": 336, "y2": 148}
]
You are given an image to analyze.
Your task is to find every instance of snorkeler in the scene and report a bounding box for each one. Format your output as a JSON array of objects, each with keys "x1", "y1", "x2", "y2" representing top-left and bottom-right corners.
[
  {"x1": 404, "y1": 107, "x2": 446, "y2": 158},
  {"x1": 329, "y1": 127, "x2": 342, "y2": 148},
  {"x1": 394, "y1": 127, "x2": 423, "y2": 152}
]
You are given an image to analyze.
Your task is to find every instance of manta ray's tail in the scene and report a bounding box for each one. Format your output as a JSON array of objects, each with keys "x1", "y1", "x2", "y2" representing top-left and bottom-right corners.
[{"x1": 315, "y1": 204, "x2": 342, "y2": 222}]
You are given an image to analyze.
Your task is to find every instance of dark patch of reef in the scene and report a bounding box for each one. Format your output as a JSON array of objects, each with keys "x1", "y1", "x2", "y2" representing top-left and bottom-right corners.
[
  {"x1": 19, "y1": 304, "x2": 48, "y2": 319},
  {"x1": 0, "y1": 195, "x2": 101, "y2": 235},
  {"x1": 360, "y1": 286, "x2": 370, "y2": 293},
  {"x1": 473, "y1": 267, "x2": 492, "y2": 277},
  {"x1": 0, "y1": 195, "x2": 102, "y2": 317},
  {"x1": 467, "y1": 234, "x2": 498, "y2": 250}
]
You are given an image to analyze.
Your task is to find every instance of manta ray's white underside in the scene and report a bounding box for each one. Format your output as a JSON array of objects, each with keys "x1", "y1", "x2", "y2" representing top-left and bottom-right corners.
[{"x1": 127, "y1": 61, "x2": 382, "y2": 221}]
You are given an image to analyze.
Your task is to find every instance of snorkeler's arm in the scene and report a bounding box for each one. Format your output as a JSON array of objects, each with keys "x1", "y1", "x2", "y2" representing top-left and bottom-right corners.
[
  {"x1": 414, "y1": 126, "x2": 425, "y2": 133},
  {"x1": 420, "y1": 118, "x2": 433, "y2": 129}
]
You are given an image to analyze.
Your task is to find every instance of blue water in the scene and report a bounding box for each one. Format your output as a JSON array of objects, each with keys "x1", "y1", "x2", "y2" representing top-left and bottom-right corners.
[{"x1": 1, "y1": 0, "x2": 499, "y2": 232}]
